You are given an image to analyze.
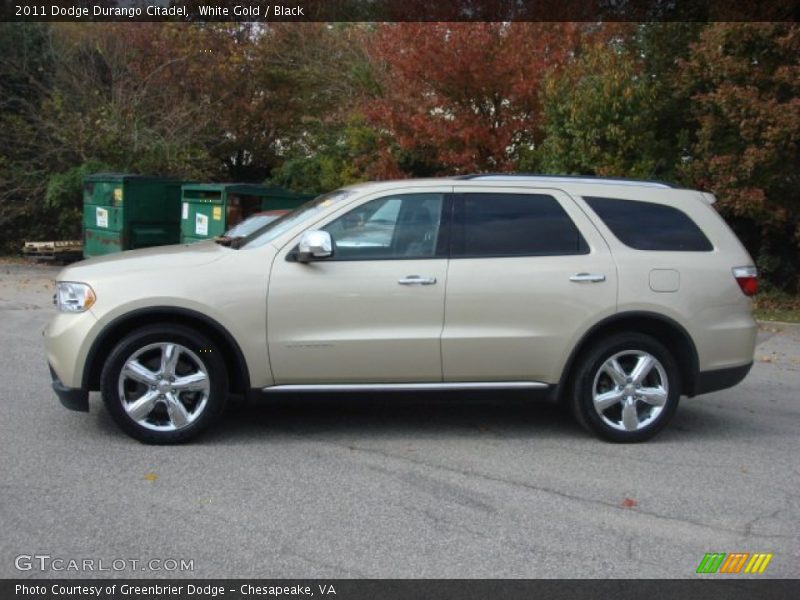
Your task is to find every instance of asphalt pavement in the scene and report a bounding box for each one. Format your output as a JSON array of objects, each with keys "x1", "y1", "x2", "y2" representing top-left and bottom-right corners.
[{"x1": 1, "y1": 260, "x2": 798, "y2": 578}]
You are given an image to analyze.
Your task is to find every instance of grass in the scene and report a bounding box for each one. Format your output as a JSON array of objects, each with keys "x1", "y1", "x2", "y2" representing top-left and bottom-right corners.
[{"x1": 754, "y1": 290, "x2": 800, "y2": 324}]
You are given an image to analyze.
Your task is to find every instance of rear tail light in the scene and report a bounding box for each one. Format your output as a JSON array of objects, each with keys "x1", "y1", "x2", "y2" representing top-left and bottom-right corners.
[{"x1": 732, "y1": 266, "x2": 758, "y2": 296}]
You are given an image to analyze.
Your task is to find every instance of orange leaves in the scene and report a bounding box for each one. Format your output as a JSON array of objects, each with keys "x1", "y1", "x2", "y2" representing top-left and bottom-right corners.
[
  {"x1": 362, "y1": 23, "x2": 579, "y2": 175},
  {"x1": 679, "y1": 23, "x2": 800, "y2": 289}
]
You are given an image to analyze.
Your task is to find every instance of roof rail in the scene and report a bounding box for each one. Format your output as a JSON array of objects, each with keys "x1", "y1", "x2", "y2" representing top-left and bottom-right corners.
[{"x1": 453, "y1": 173, "x2": 675, "y2": 189}]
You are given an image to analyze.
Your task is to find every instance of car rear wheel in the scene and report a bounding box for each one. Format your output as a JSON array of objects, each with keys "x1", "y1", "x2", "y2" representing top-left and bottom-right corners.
[
  {"x1": 570, "y1": 332, "x2": 680, "y2": 443},
  {"x1": 101, "y1": 324, "x2": 228, "y2": 444}
]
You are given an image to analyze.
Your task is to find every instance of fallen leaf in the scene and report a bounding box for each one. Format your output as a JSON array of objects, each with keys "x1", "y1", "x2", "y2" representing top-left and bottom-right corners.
[{"x1": 144, "y1": 472, "x2": 158, "y2": 481}]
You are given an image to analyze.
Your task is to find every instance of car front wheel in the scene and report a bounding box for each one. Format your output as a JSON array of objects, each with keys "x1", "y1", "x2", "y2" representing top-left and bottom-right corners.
[
  {"x1": 100, "y1": 324, "x2": 228, "y2": 444},
  {"x1": 570, "y1": 332, "x2": 680, "y2": 443}
]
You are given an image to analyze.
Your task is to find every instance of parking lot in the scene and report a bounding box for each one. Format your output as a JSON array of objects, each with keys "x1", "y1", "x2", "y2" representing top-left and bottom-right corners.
[{"x1": 1, "y1": 259, "x2": 798, "y2": 578}]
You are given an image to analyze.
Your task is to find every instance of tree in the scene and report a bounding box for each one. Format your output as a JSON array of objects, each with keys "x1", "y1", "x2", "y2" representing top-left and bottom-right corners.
[
  {"x1": 0, "y1": 23, "x2": 365, "y2": 243},
  {"x1": 537, "y1": 23, "x2": 704, "y2": 179},
  {"x1": 270, "y1": 117, "x2": 399, "y2": 193},
  {"x1": 680, "y1": 23, "x2": 800, "y2": 290},
  {"x1": 362, "y1": 22, "x2": 579, "y2": 175},
  {"x1": 538, "y1": 37, "x2": 659, "y2": 177},
  {"x1": 622, "y1": 22, "x2": 705, "y2": 179},
  {"x1": 267, "y1": 24, "x2": 398, "y2": 192},
  {"x1": 40, "y1": 23, "x2": 224, "y2": 178},
  {"x1": 45, "y1": 160, "x2": 111, "y2": 239},
  {"x1": 224, "y1": 23, "x2": 373, "y2": 181},
  {"x1": 0, "y1": 23, "x2": 59, "y2": 248}
]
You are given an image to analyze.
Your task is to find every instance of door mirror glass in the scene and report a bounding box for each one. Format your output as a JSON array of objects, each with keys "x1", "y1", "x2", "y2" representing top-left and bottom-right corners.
[{"x1": 297, "y1": 230, "x2": 333, "y2": 262}]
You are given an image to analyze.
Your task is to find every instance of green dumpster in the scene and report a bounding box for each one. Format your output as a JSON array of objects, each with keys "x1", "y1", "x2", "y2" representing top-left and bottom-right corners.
[
  {"x1": 83, "y1": 173, "x2": 184, "y2": 257},
  {"x1": 180, "y1": 183, "x2": 313, "y2": 244}
]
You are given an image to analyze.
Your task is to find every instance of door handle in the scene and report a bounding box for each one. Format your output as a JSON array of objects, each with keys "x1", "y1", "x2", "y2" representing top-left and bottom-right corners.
[
  {"x1": 569, "y1": 272, "x2": 606, "y2": 283},
  {"x1": 398, "y1": 275, "x2": 437, "y2": 286}
]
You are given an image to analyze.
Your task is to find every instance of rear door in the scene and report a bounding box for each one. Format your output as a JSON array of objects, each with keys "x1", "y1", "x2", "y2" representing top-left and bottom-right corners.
[{"x1": 442, "y1": 187, "x2": 617, "y2": 384}]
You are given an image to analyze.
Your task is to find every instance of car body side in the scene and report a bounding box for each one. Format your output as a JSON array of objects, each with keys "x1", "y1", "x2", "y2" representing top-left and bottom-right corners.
[{"x1": 45, "y1": 179, "x2": 757, "y2": 406}]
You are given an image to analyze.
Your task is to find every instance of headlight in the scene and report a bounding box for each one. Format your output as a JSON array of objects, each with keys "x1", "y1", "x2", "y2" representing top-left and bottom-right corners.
[{"x1": 55, "y1": 282, "x2": 96, "y2": 313}]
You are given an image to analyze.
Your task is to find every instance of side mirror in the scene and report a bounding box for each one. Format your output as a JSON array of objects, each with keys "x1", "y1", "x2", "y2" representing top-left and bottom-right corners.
[{"x1": 297, "y1": 230, "x2": 333, "y2": 263}]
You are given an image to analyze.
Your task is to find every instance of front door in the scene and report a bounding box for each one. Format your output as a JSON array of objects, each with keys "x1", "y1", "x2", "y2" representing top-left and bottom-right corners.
[{"x1": 268, "y1": 189, "x2": 451, "y2": 384}]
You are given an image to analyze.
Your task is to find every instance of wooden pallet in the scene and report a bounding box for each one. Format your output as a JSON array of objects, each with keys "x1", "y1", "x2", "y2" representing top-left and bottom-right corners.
[{"x1": 23, "y1": 240, "x2": 84, "y2": 263}]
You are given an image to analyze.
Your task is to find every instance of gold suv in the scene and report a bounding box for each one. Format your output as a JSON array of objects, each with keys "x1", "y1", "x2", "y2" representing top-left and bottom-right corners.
[{"x1": 45, "y1": 175, "x2": 758, "y2": 443}]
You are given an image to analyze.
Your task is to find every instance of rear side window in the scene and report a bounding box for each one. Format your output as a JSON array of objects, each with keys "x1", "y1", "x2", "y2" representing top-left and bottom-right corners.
[
  {"x1": 584, "y1": 196, "x2": 713, "y2": 252},
  {"x1": 453, "y1": 193, "x2": 588, "y2": 257}
]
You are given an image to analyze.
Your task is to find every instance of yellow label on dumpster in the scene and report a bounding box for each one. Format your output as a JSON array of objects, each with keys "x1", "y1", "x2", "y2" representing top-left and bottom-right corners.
[
  {"x1": 113, "y1": 188, "x2": 123, "y2": 204},
  {"x1": 212, "y1": 206, "x2": 222, "y2": 220}
]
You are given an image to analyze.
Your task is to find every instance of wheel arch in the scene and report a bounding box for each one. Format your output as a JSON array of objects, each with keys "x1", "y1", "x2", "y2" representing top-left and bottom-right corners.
[
  {"x1": 83, "y1": 307, "x2": 250, "y2": 395},
  {"x1": 557, "y1": 311, "x2": 700, "y2": 401}
]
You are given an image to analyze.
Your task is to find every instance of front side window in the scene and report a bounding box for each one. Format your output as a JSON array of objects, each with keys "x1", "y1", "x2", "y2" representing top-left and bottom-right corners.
[
  {"x1": 583, "y1": 196, "x2": 713, "y2": 251},
  {"x1": 323, "y1": 193, "x2": 444, "y2": 260},
  {"x1": 452, "y1": 193, "x2": 588, "y2": 257}
]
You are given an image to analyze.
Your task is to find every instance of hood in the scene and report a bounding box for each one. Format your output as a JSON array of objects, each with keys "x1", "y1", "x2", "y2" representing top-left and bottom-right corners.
[{"x1": 57, "y1": 241, "x2": 229, "y2": 281}]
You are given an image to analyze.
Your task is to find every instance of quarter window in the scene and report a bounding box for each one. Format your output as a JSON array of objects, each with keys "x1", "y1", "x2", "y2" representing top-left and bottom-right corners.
[
  {"x1": 584, "y1": 196, "x2": 713, "y2": 251},
  {"x1": 452, "y1": 193, "x2": 588, "y2": 257}
]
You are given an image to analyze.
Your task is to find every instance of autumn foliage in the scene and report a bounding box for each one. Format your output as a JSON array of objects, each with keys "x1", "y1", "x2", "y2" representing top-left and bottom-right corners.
[
  {"x1": 1, "y1": 22, "x2": 798, "y2": 289},
  {"x1": 362, "y1": 23, "x2": 579, "y2": 174},
  {"x1": 679, "y1": 24, "x2": 800, "y2": 286}
]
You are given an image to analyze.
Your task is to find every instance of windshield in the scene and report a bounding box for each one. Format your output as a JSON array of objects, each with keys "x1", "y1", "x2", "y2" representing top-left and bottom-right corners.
[
  {"x1": 224, "y1": 214, "x2": 283, "y2": 239},
  {"x1": 241, "y1": 190, "x2": 354, "y2": 249}
]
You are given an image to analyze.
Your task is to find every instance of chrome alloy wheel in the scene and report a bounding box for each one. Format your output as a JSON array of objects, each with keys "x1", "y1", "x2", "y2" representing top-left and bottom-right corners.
[
  {"x1": 117, "y1": 343, "x2": 210, "y2": 432},
  {"x1": 591, "y1": 350, "x2": 668, "y2": 432}
]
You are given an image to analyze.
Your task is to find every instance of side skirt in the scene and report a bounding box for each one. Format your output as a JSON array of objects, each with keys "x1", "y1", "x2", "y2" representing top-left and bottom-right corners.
[{"x1": 246, "y1": 381, "x2": 557, "y2": 403}]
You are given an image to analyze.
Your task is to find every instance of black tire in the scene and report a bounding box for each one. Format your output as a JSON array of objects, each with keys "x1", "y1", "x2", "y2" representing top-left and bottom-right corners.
[
  {"x1": 569, "y1": 332, "x2": 680, "y2": 443},
  {"x1": 100, "y1": 324, "x2": 228, "y2": 444}
]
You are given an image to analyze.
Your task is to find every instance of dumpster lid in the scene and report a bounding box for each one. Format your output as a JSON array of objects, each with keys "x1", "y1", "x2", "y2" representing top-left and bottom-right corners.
[
  {"x1": 181, "y1": 183, "x2": 311, "y2": 198},
  {"x1": 84, "y1": 172, "x2": 183, "y2": 183}
]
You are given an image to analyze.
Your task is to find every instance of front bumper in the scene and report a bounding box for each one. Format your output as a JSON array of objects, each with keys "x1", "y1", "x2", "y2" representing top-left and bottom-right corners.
[{"x1": 49, "y1": 365, "x2": 89, "y2": 412}]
